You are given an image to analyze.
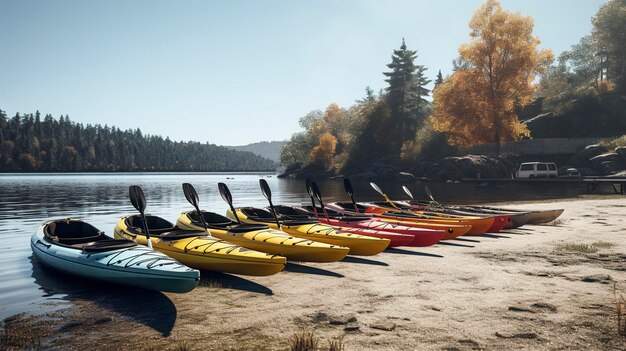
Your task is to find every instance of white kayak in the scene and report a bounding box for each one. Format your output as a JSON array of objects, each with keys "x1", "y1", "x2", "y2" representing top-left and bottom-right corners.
[{"x1": 31, "y1": 219, "x2": 200, "y2": 293}]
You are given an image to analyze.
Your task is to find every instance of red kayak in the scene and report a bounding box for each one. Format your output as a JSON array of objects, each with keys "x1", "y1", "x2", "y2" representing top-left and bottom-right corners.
[{"x1": 273, "y1": 205, "x2": 445, "y2": 247}]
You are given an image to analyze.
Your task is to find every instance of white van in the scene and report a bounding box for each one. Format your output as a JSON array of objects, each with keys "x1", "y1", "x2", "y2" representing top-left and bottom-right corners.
[{"x1": 515, "y1": 162, "x2": 558, "y2": 178}]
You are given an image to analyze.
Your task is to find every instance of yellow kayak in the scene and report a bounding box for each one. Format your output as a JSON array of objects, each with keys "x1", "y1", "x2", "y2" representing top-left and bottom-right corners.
[
  {"x1": 176, "y1": 211, "x2": 349, "y2": 262},
  {"x1": 229, "y1": 207, "x2": 390, "y2": 256},
  {"x1": 114, "y1": 215, "x2": 286, "y2": 276}
]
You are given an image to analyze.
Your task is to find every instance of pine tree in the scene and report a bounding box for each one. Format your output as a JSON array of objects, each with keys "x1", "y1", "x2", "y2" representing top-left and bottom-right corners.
[
  {"x1": 383, "y1": 38, "x2": 418, "y2": 149},
  {"x1": 408, "y1": 65, "x2": 432, "y2": 130},
  {"x1": 434, "y1": 70, "x2": 444, "y2": 88}
]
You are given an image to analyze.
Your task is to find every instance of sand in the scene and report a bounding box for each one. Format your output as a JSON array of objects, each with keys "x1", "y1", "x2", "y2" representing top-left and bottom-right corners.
[{"x1": 2, "y1": 197, "x2": 626, "y2": 350}]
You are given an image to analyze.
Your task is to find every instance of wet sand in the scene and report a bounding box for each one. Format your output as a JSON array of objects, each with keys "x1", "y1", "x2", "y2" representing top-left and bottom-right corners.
[{"x1": 2, "y1": 197, "x2": 626, "y2": 350}]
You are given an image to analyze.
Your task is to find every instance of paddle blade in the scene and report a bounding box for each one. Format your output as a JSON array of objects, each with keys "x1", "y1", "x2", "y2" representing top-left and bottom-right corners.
[
  {"x1": 129, "y1": 185, "x2": 147, "y2": 214},
  {"x1": 310, "y1": 181, "x2": 324, "y2": 205},
  {"x1": 343, "y1": 178, "x2": 354, "y2": 197},
  {"x1": 259, "y1": 179, "x2": 272, "y2": 201},
  {"x1": 424, "y1": 186, "x2": 435, "y2": 201},
  {"x1": 369, "y1": 182, "x2": 384, "y2": 196},
  {"x1": 182, "y1": 183, "x2": 200, "y2": 208},
  {"x1": 402, "y1": 185, "x2": 414, "y2": 200},
  {"x1": 218, "y1": 182, "x2": 233, "y2": 205},
  {"x1": 305, "y1": 178, "x2": 314, "y2": 197}
]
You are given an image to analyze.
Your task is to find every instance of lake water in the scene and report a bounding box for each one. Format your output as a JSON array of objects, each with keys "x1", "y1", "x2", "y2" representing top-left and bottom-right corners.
[{"x1": 0, "y1": 172, "x2": 587, "y2": 319}]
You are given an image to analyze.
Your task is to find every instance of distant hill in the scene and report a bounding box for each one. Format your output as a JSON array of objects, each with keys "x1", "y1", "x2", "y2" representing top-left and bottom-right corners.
[
  {"x1": 228, "y1": 140, "x2": 286, "y2": 162},
  {"x1": 0, "y1": 109, "x2": 277, "y2": 172}
]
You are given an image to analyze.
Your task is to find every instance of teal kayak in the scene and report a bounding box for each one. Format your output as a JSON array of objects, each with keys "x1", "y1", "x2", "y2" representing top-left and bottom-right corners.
[{"x1": 31, "y1": 219, "x2": 200, "y2": 293}]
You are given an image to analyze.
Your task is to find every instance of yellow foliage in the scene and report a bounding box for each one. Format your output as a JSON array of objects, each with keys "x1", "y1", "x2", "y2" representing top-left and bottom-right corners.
[
  {"x1": 310, "y1": 132, "x2": 338, "y2": 168},
  {"x1": 432, "y1": 0, "x2": 552, "y2": 149}
]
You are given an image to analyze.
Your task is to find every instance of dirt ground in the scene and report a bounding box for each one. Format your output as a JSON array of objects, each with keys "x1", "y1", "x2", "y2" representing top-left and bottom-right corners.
[{"x1": 2, "y1": 197, "x2": 626, "y2": 350}]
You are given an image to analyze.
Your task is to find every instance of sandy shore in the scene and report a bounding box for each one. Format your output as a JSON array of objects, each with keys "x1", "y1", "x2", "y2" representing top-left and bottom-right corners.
[{"x1": 2, "y1": 197, "x2": 626, "y2": 350}]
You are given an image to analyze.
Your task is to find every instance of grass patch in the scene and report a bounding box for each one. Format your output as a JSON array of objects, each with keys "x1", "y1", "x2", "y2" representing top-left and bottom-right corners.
[
  {"x1": 555, "y1": 241, "x2": 616, "y2": 253},
  {"x1": 592, "y1": 241, "x2": 616, "y2": 249},
  {"x1": 0, "y1": 314, "x2": 54, "y2": 350},
  {"x1": 290, "y1": 330, "x2": 319, "y2": 351},
  {"x1": 328, "y1": 337, "x2": 345, "y2": 351}
]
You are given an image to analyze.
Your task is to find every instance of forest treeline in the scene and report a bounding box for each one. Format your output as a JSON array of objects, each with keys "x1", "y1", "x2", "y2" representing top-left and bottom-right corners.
[
  {"x1": 0, "y1": 110, "x2": 276, "y2": 172},
  {"x1": 280, "y1": 0, "x2": 626, "y2": 173}
]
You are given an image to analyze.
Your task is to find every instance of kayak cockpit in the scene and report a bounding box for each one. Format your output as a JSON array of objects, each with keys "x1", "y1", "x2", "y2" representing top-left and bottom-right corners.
[
  {"x1": 44, "y1": 219, "x2": 137, "y2": 252},
  {"x1": 124, "y1": 215, "x2": 204, "y2": 240},
  {"x1": 239, "y1": 207, "x2": 318, "y2": 225},
  {"x1": 185, "y1": 210, "x2": 270, "y2": 233}
]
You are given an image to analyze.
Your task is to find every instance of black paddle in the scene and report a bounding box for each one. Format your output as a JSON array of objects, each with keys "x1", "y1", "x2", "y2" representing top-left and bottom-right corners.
[
  {"x1": 182, "y1": 183, "x2": 211, "y2": 235},
  {"x1": 304, "y1": 178, "x2": 319, "y2": 218},
  {"x1": 310, "y1": 181, "x2": 332, "y2": 221},
  {"x1": 259, "y1": 179, "x2": 281, "y2": 229},
  {"x1": 218, "y1": 182, "x2": 241, "y2": 224},
  {"x1": 343, "y1": 178, "x2": 360, "y2": 213},
  {"x1": 128, "y1": 185, "x2": 153, "y2": 249}
]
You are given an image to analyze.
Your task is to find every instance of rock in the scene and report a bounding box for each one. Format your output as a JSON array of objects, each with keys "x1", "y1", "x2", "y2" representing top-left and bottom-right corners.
[
  {"x1": 397, "y1": 171, "x2": 416, "y2": 182},
  {"x1": 600, "y1": 160, "x2": 624, "y2": 174},
  {"x1": 570, "y1": 144, "x2": 607, "y2": 166},
  {"x1": 311, "y1": 312, "x2": 329, "y2": 323},
  {"x1": 615, "y1": 146, "x2": 626, "y2": 158},
  {"x1": 94, "y1": 317, "x2": 113, "y2": 324},
  {"x1": 425, "y1": 154, "x2": 514, "y2": 182},
  {"x1": 530, "y1": 303, "x2": 557, "y2": 312},
  {"x1": 495, "y1": 331, "x2": 537, "y2": 339},
  {"x1": 370, "y1": 321, "x2": 396, "y2": 331},
  {"x1": 343, "y1": 325, "x2": 360, "y2": 332},
  {"x1": 581, "y1": 274, "x2": 613, "y2": 283},
  {"x1": 58, "y1": 320, "x2": 83, "y2": 332},
  {"x1": 590, "y1": 153, "x2": 622, "y2": 172},
  {"x1": 508, "y1": 305, "x2": 535, "y2": 313},
  {"x1": 329, "y1": 314, "x2": 357, "y2": 325}
]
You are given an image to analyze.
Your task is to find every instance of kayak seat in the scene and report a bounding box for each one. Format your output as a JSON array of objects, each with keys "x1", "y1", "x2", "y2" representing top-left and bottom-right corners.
[
  {"x1": 185, "y1": 211, "x2": 269, "y2": 232},
  {"x1": 45, "y1": 220, "x2": 104, "y2": 245},
  {"x1": 44, "y1": 220, "x2": 137, "y2": 252},
  {"x1": 188, "y1": 211, "x2": 235, "y2": 228},
  {"x1": 239, "y1": 207, "x2": 277, "y2": 223},
  {"x1": 125, "y1": 215, "x2": 204, "y2": 239}
]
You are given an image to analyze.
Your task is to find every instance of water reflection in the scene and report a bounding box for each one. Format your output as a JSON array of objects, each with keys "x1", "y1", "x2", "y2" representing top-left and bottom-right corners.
[{"x1": 29, "y1": 256, "x2": 177, "y2": 336}]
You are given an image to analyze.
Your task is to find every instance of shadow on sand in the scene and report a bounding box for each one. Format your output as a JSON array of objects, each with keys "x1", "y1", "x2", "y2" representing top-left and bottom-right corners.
[
  {"x1": 199, "y1": 271, "x2": 273, "y2": 295},
  {"x1": 30, "y1": 256, "x2": 176, "y2": 336},
  {"x1": 438, "y1": 241, "x2": 475, "y2": 248},
  {"x1": 451, "y1": 237, "x2": 481, "y2": 243},
  {"x1": 284, "y1": 263, "x2": 344, "y2": 278},
  {"x1": 385, "y1": 248, "x2": 444, "y2": 258},
  {"x1": 478, "y1": 233, "x2": 512, "y2": 239},
  {"x1": 341, "y1": 256, "x2": 388, "y2": 266}
]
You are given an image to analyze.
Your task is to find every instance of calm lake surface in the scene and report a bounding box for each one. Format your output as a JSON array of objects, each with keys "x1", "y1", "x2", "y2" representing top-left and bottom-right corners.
[{"x1": 0, "y1": 172, "x2": 587, "y2": 319}]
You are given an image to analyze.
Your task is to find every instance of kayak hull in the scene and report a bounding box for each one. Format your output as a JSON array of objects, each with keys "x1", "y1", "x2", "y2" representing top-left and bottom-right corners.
[
  {"x1": 32, "y1": 221, "x2": 199, "y2": 293},
  {"x1": 177, "y1": 212, "x2": 349, "y2": 263},
  {"x1": 232, "y1": 210, "x2": 389, "y2": 256},
  {"x1": 116, "y1": 216, "x2": 286, "y2": 276}
]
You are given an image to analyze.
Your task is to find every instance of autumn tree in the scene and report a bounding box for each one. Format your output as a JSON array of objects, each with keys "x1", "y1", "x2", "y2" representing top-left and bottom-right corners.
[
  {"x1": 432, "y1": 0, "x2": 553, "y2": 151},
  {"x1": 310, "y1": 132, "x2": 338, "y2": 168}
]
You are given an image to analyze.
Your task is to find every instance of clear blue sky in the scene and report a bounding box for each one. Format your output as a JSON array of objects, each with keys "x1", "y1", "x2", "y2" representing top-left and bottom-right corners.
[{"x1": 0, "y1": 0, "x2": 607, "y2": 145}]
